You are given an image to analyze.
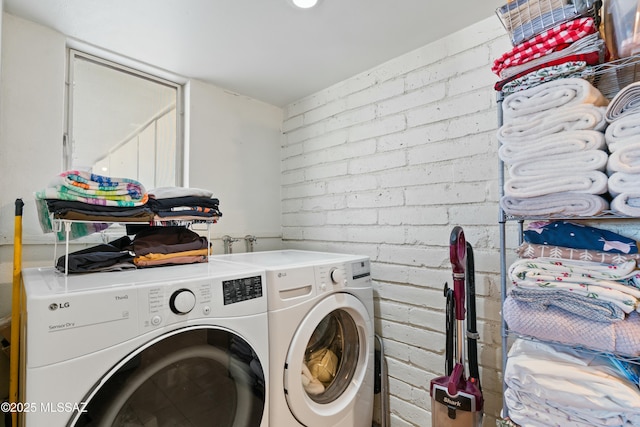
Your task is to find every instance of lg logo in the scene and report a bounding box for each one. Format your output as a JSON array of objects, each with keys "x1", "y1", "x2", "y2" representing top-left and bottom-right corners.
[{"x1": 49, "y1": 302, "x2": 70, "y2": 311}]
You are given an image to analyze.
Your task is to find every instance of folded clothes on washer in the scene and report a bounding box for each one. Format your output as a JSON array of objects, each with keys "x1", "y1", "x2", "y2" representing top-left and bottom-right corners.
[
  {"x1": 57, "y1": 226, "x2": 212, "y2": 272},
  {"x1": 45, "y1": 199, "x2": 155, "y2": 223},
  {"x1": 130, "y1": 226, "x2": 209, "y2": 256},
  {"x1": 133, "y1": 248, "x2": 210, "y2": 267},
  {"x1": 38, "y1": 170, "x2": 148, "y2": 207},
  {"x1": 56, "y1": 236, "x2": 135, "y2": 274}
]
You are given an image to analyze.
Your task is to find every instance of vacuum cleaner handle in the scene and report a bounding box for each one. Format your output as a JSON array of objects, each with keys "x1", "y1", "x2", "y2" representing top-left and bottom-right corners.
[
  {"x1": 449, "y1": 226, "x2": 466, "y2": 321},
  {"x1": 466, "y1": 242, "x2": 481, "y2": 392},
  {"x1": 444, "y1": 283, "x2": 455, "y2": 376}
]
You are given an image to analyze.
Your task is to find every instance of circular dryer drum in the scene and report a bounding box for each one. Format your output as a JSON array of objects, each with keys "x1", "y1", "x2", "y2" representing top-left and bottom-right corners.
[
  {"x1": 71, "y1": 326, "x2": 266, "y2": 427},
  {"x1": 303, "y1": 310, "x2": 358, "y2": 403},
  {"x1": 283, "y1": 293, "x2": 373, "y2": 426}
]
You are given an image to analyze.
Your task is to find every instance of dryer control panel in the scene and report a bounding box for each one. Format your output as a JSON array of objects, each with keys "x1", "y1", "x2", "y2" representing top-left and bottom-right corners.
[{"x1": 22, "y1": 264, "x2": 266, "y2": 368}]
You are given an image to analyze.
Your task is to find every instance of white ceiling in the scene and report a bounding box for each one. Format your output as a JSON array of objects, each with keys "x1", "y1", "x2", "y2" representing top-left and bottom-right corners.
[{"x1": 3, "y1": 0, "x2": 504, "y2": 107}]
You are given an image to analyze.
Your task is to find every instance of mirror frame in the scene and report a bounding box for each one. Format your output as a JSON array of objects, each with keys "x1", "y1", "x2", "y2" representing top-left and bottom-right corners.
[{"x1": 65, "y1": 48, "x2": 184, "y2": 186}]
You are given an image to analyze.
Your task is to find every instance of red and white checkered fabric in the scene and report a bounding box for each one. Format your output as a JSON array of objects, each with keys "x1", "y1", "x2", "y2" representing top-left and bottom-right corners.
[{"x1": 492, "y1": 17, "x2": 597, "y2": 76}]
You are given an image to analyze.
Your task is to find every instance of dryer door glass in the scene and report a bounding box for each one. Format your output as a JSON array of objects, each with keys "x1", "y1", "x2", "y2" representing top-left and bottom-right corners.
[
  {"x1": 303, "y1": 309, "x2": 359, "y2": 404},
  {"x1": 73, "y1": 327, "x2": 265, "y2": 426}
]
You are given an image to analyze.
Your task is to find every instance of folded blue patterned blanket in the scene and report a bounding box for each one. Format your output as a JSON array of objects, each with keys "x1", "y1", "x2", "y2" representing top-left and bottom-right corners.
[{"x1": 524, "y1": 221, "x2": 639, "y2": 254}]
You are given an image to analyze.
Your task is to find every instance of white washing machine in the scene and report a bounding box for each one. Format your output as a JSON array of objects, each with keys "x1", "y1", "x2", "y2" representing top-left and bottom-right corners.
[
  {"x1": 212, "y1": 250, "x2": 374, "y2": 427},
  {"x1": 20, "y1": 261, "x2": 269, "y2": 427}
]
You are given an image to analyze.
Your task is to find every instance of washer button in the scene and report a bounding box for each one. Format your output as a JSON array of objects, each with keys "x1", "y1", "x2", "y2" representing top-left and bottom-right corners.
[
  {"x1": 203, "y1": 306, "x2": 211, "y2": 315},
  {"x1": 151, "y1": 315, "x2": 162, "y2": 326}
]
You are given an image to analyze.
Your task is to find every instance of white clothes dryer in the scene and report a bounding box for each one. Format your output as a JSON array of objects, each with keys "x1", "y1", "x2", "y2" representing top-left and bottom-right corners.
[
  {"x1": 20, "y1": 261, "x2": 269, "y2": 427},
  {"x1": 212, "y1": 250, "x2": 374, "y2": 427}
]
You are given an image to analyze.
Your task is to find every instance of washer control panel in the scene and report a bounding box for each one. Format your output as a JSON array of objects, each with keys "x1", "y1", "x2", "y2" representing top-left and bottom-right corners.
[
  {"x1": 315, "y1": 258, "x2": 371, "y2": 294},
  {"x1": 141, "y1": 274, "x2": 265, "y2": 331}
]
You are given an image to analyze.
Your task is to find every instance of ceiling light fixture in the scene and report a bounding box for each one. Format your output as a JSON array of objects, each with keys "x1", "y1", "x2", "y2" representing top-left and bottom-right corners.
[{"x1": 292, "y1": 0, "x2": 318, "y2": 8}]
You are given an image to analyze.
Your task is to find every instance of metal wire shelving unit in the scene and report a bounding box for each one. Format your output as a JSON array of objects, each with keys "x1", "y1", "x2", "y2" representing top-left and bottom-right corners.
[{"x1": 497, "y1": 52, "x2": 640, "y2": 424}]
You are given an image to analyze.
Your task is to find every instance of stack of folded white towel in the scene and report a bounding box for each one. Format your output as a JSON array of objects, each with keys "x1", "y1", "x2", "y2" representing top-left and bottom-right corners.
[
  {"x1": 605, "y1": 82, "x2": 640, "y2": 216},
  {"x1": 498, "y1": 78, "x2": 611, "y2": 216},
  {"x1": 505, "y1": 339, "x2": 640, "y2": 427}
]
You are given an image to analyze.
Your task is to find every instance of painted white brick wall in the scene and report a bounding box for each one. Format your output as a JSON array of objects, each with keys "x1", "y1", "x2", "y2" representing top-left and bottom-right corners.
[{"x1": 282, "y1": 15, "x2": 511, "y2": 427}]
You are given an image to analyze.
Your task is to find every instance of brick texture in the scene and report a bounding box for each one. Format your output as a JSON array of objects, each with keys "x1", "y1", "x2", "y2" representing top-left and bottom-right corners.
[{"x1": 281, "y1": 15, "x2": 508, "y2": 426}]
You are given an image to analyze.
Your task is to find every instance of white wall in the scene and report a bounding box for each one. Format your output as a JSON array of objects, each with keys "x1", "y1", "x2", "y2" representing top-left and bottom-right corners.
[
  {"x1": 280, "y1": 16, "x2": 511, "y2": 426},
  {"x1": 0, "y1": 13, "x2": 284, "y2": 315},
  {"x1": 0, "y1": 14, "x2": 66, "y2": 320},
  {"x1": 188, "y1": 79, "x2": 283, "y2": 246}
]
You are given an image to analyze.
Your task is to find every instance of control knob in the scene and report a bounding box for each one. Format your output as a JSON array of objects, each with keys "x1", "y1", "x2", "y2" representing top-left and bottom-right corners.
[
  {"x1": 330, "y1": 268, "x2": 347, "y2": 286},
  {"x1": 170, "y1": 289, "x2": 196, "y2": 314}
]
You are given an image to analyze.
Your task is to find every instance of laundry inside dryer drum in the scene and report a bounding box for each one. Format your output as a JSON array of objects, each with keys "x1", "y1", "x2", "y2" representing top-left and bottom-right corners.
[
  {"x1": 74, "y1": 327, "x2": 266, "y2": 426},
  {"x1": 302, "y1": 309, "x2": 359, "y2": 404}
]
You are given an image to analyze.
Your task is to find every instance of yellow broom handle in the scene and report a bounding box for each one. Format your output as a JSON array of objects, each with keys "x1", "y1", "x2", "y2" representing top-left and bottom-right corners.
[{"x1": 10, "y1": 199, "x2": 24, "y2": 427}]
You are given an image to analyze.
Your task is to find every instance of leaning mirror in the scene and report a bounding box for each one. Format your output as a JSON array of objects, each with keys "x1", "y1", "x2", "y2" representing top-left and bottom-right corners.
[{"x1": 66, "y1": 49, "x2": 182, "y2": 188}]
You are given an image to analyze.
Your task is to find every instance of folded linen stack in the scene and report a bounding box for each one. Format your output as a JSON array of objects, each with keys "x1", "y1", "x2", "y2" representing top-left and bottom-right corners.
[
  {"x1": 56, "y1": 226, "x2": 211, "y2": 273},
  {"x1": 35, "y1": 170, "x2": 152, "y2": 240},
  {"x1": 504, "y1": 221, "x2": 640, "y2": 354},
  {"x1": 39, "y1": 170, "x2": 148, "y2": 207},
  {"x1": 147, "y1": 187, "x2": 222, "y2": 225},
  {"x1": 498, "y1": 79, "x2": 611, "y2": 216},
  {"x1": 504, "y1": 339, "x2": 640, "y2": 427},
  {"x1": 497, "y1": 0, "x2": 597, "y2": 45},
  {"x1": 130, "y1": 226, "x2": 210, "y2": 268},
  {"x1": 509, "y1": 257, "x2": 640, "y2": 321},
  {"x1": 603, "y1": 82, "x2": 640, "y2": 216},
  {"x1": 492, "y1": 13, "x2": 605, "y2": 94}
]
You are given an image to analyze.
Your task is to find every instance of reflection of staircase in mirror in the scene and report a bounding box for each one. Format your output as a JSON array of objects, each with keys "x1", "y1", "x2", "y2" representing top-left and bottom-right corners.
[
  {"x1": 69, "y1": 50, "x2": 181, "y2": 189},
  {"x1": 92, "y1": 104, "x2": 177, "y2": 188}
]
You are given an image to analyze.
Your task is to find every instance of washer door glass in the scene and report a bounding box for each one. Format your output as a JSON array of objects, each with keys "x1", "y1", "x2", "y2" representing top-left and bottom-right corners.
[
  {"x1": 303, "y1": 309, "x2": 359, "y2": 404},
  {"x1": 73, "y1": 327, "x2": 265, "y2": 427}
]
